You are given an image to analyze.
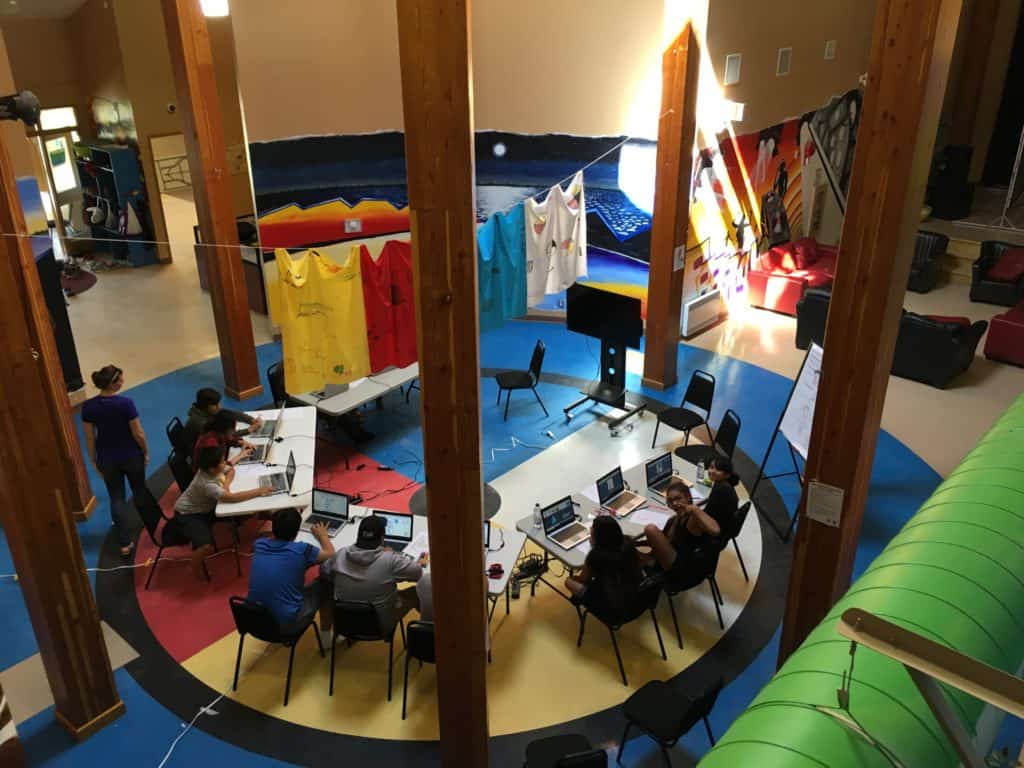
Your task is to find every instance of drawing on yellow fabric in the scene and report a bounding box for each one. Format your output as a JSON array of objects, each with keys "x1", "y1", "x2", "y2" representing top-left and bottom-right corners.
[
  {"x1": 297, "y1": 302, "x2": 333, "y2": 318},
  {"x1": 332, "y1": 364, "x2": 346, "y2": 376}
]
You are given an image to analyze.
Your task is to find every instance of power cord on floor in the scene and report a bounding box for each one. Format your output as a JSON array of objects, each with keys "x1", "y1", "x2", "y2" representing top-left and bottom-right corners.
[
  {"x1": 0, "y1": 548, "x2": 254, "y2": 582},
  {"x1": 485, "y1": 435, "x2": 546, "y2": 464}
]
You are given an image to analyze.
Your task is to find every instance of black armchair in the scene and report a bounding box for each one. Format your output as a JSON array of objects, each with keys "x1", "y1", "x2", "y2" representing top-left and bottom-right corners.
[
  {"x1": 971, "y1": 241, "x2": 1024, "y2": 306},
  {"x1": 907, "y1": 230, "x2": 948, "y2": 293},
  {"x1": 892, "y1": 313, "x2": 988, "y2": 388},
  {"x1": 795, "y1": 288, "x2": 830, "y2": 350}
]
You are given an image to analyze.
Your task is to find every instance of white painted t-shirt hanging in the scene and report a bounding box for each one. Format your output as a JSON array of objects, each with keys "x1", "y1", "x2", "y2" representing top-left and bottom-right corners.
[{"x1": 525, "y1": 171, "x2": 587, "y2": 306}]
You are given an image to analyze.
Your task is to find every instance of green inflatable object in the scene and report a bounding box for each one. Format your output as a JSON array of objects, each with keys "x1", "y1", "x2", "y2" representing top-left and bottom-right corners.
[{"x1": 698, "y1": 395, "x2": 1024, "y2": 768}]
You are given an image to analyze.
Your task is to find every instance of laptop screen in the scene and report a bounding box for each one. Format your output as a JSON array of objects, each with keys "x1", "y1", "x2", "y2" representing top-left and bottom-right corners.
[
  {"x1": 313, "y1": 489, "x2": 349, "y2": 520},
  {"x1": 646, "y1": 453, "x2": 673, "y2": 487},
  {"x1": 542, "y1": 496, "x2": 576, "y2": 535},
  {"x1": 596, "y1": 467, "x2": 625, "y2": 504},
  {"x1": 374, "y1": 511, "x2": 413, "y2": 542},
  {"x1": 484, "y1": 520, "x2": 491, "y2": 548},
  {"x1": 271, "y1": 404, "x2": 287, "y2": 440},
  {"x1": 285, "y1": 452, "x2": 296, "y2": 488}
]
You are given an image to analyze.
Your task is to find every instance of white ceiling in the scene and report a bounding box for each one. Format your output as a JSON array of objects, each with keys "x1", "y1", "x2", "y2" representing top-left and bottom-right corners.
[{"x1": 0, "y1": 0, "x2": 90, "y2": 20}]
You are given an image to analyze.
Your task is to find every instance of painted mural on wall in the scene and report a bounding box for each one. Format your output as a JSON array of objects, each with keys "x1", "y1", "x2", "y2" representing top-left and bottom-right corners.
[{"x1": 250, "y1": 88, "x2": 861, "y2": 318}]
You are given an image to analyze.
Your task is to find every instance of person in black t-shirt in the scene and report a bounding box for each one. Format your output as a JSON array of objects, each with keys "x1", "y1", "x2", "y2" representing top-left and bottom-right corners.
[
  {"x1": 703, "y1": 456, "x2": 740, "y2": 533},
  {"x1": 641, "y1": 479, "x2": 721, "y2": 587}
]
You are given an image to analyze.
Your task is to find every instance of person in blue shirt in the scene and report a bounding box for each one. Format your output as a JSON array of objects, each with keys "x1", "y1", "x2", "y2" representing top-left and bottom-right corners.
[
  {"x1": 81, "y1": 364, "x2": 161, "y2": 557},
  {"x1": 247, "y1": 508, "x2": 335, "y2": 629}
]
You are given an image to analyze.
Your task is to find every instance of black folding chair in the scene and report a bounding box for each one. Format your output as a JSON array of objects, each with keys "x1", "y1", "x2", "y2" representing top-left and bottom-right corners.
[
  {"x1": 674, "y1": 408, "x2": 741, "y2": 466},
  {"x1": 229, "y1": 596, "x2": 324, "y2": 706},
  {"x1": 495, "y1": 339, "x2": 549, "y2": 422},
  {"x1": 652, "y1": 370, "x2": 715, "y2": 449},
  {"x1": 617, "y1": 679, "x2": 723, "y2": 767},
  {"x1": 267, "y1": 360, "x2": 306, "y2": 408},
  {"x1": 136, "y1": 492, "x2": 204, "y2": 589},
  {"x1": 166, "y1": 416, "x2": 189, "y2": 454},
  {"x1": 577, "y1": 578, "x2": 666, "y2": 687},
  {"x1": 330, "y1": 600, "x2": 405, "y2": 701},
  {"x1": 721, "y1": 501, "x2": 752, "y2": 582},
  {"x1": 525, "y1": 734, "x2": 607, "y2": 767},
  {"x1": 168, "y1": 449, "x2": 194, "y2": 492},
  {"x1": 402, "y1": 620, "x2": 436, "y2": 719},
  {"x1": 663, "y1": 544, "x2": 725, "y2": 648}
]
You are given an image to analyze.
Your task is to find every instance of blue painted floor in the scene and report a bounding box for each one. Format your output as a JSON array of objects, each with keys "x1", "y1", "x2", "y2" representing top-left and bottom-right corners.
[{"x1": 2, "y1": 319, "x2": 993, "y2": 767}]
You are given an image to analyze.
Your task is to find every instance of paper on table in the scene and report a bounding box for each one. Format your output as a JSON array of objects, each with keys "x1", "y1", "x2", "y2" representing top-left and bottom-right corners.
[
  {"x1": 403, "y1": 531, "x2": 429, "y2": 562},
  {"x1": 576, "y1": 539, "x2": 591, "y2": 557},
  {"x1": 629, "y1": 509, "x2": 671, "y2": 528}
]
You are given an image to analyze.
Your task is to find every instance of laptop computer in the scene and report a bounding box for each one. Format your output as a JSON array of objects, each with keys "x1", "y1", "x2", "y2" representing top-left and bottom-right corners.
[
  {"x1": 645, "y1": 453, "x2": 676, "y2": 497},
  {"x1": 301, "y1": 489, "x2": 349, "y2": 535},
  {"x1": 248, "y1": 404, "x2": 285, "y2": 438},
  {"x1": 238, "y1": 406, "x2": 287, "y2": 465},
  {"x1": 374, "y1": 511, "x2": 414, "y2": 552},
  {"x1": 258, "y1": 451, "x2": 296, "y2": 495},
  {"x1": 596, "y1": 467, "x2": 647, "y2": 516},
  {"x1": 541, "y1": 496, "x2": 589, "y2": 550}
]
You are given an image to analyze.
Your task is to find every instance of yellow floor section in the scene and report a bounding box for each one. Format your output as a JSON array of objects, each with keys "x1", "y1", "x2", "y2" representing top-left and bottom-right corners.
[{"x1": 182, "y1": 540, "x2": 755, "y2": 739}]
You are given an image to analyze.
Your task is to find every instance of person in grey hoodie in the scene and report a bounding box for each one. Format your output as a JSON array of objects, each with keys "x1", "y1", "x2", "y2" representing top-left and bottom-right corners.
[{"x1": 321, "y1": 515, "x2": 428, "y2": 635}]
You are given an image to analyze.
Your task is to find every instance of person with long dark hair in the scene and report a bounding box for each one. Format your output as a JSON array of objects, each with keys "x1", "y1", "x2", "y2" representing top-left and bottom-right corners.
[
  {"x1": 565, "y1": 515, "x2": 644, "y2": 619},
  {"x1": 642, "y1": 479, "x2": 721, "y2": 586},
  {"x1": 81, "y1": 364, "x2": 161, "y2": 557},
  {"x1": 191, "y1": 410, "x2": 253, "y2": 468},
  {"x1": 704, "y1": 455, "x2": 740, "y2": 532}
]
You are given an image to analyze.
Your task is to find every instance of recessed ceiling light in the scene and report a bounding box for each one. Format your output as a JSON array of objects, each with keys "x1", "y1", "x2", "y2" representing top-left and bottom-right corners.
[{"x1": 200, "y1": 0, "x2": 229, "y2": 17}]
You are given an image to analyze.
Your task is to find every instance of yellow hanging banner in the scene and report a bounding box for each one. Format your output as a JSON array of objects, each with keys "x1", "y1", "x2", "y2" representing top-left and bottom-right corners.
[{"x1": 275, "y1": 247, "x2": 371, "y2": 394}]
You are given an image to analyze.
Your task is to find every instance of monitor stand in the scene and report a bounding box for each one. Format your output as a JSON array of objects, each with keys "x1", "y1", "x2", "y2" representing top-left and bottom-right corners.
[{"x1": 563, "y1": 339, "x2": 646, "y2": 429}]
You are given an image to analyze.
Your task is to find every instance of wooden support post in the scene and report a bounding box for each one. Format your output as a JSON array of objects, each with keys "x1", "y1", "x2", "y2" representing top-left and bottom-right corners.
[
  {"x1": 0, "y1": 679, "x2": 26, "y2": 768},
  {"x1": 0, "y1": 131, "x2": 123, "y2": 738},
  {"x1": 161, "y1": 0, "x2": 261, "y2": 400},
  {"x1": 778, "y1": 0, "x2": 962, "y2": 664},
  {"x1": 642, "y1": 24, "x2": 700, "y2": 390},
  {"x1": 950, "y1": 0, "x2": 998, "y2": 146},
  {"x1": 396, "y1": 1, "x2": 489, "y2": 764}
]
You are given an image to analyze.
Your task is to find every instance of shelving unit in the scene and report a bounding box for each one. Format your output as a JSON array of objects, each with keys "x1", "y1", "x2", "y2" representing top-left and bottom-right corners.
[{"x1": 75, "y1": 143, "x2": 157, "y2": 267}]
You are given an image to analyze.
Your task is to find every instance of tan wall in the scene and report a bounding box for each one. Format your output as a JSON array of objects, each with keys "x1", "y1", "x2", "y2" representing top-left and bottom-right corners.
[
  {"x1": 706, "y1": 0, "x2": 874, "y2": 131},
  {"x1": 0, "y1": 17, "x2": 83, "y2": 117},
  {"x1": 69, "y1": 0, "x2": 131, "y2": 137},
  {"x1": 0, "y1": 26, "x2": 38, "y2": 183},
  {"x1": 232, "y1": 0, "x2": 667, "y2": 142}
]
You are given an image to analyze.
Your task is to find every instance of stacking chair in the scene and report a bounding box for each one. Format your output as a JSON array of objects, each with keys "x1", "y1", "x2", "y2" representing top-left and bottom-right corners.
[
  {"x1": 663, "y1": 543, "x2": 726, "y2": 648},
  {"x1": 229, "y1": 596, "x2": 324, "y2": 706},
  {"x1": 330, "y1": 601, "x2": 405, "y2": 701},
  {"x1": 495, "y1": 339, "x2": 549, "y2": 422},
  {"x1": 524, "y1": 734, "x2": 607, "y2": 767},
  {"x1": 576, "y1": 579, "x2": 666, "y2": 687},
  {"x1": 651, "y1": 370, "x2": 715, "y2": 449},
  {"x1": 401, "y1": 620, "x2": 436, "y2": 720},
  {"x1": 137, "y1": 492, "x2": 203, "y2": 589},
  {"x1": 721, "y1": 501, "x2": 752, "y2": 583},
  {"x1": 166, "y1": 416, "x2": 189, "y2": 454},
  {"x1": 674, "y1": 408, "x2": 741, "y2": 466},
  {"x1": 617, "y1": 679, "x2": 723, "y2": 767},
  {"x1": 167, "y1": 449, "x2": 194, "y2": 492},
  {"x1": 267, "y1": 361, "x2": 305, "y2": 408}
]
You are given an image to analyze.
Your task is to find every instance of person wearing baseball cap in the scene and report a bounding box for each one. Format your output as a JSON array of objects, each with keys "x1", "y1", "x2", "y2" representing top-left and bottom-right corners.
[{"x1": 320, "y1": 514, "x2": 428, "y2": 636}]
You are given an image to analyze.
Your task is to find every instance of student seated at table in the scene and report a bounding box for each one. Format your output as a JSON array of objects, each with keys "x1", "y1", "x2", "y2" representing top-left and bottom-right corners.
[
  {"x1": 247, "y1": 508, "x2": 335, "y2": 629},
  {"x1": 182, "y1": 387, "x2": 263, "y2": 453},
  {"x1": 192, "y1": 411, "x2": 255, "y2": 469},
  {"x1": 642, "y1": 479, "x2": 721, "y2": 587},
  {"x1": 702, "y1": 456, "x2": 740, "y2": 532},
  {"x1": 174, "y1": 446, "x2": 274, "y2": 581},
  {"x1": 321, "y1": 515, "x2": 428, "y2": 635},
  {"x1": 565, "y1": 516, "x2": 644, "y2": 620}
]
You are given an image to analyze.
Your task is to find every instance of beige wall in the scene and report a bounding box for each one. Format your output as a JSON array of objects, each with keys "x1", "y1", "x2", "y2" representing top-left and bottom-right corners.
[
  {"x1": 232, "y1": 0, "x2": 667, "y2": 142},
  {"x1": 706, "y1": 0, "x2": 874, "y2": 131},
  {"x1": 69, "y1": 0, "x2": 131, "y2": 137},
  {"x1": 0, "y1": 17, "x2": 84, "y2": 118},
  {"x1": 0, "y1": 26, "x2": 39, "y2": 183}
]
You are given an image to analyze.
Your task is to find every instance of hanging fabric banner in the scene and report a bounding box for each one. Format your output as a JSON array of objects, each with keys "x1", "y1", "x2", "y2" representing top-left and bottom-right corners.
[
  {"x1": 360, "y1": 244, "x2": 398, "y2": 373},
  {"x1": 382, "y1": 240, "x2": 418, "y2": 367},
  {"x1": 477, "y1": 201, "x2": 527, "y2": 331},
  {"x1": 275, "y1": 247, "x2": 371, "y2": 393},
  {"x1": 525, "y1": 171, "x2": 587, "y2": 307}
]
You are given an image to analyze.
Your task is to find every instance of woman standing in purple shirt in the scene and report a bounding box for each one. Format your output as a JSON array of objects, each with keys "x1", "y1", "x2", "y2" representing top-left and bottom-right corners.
[{"x1": 81, "y1": 365, "x2": 160, "y2": 556}]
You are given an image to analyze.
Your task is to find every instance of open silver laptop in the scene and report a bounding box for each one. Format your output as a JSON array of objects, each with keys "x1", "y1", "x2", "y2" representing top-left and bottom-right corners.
[
  {"x1": 645, "y1": 453, "x2": 676, "y2": 497},
  {"x1": 374, "y1": 511, "x2": 414, "y2": 552},
  {"x1": 302, "y1": 489, "x2": 349, "y2": 535},
  {"x1": 249, "y1": 404, "x2": 286, "y2": 438},
  {"x1": 238, "y1": 406, "x2": 286, "y2": 465},
  {"x1": 258, "y1": 451, "x2": 295, "y2": 495},
  {"x1": 542, "y1": 496, "x2": 589, "y2": 550},
  {"x1": 596, "y1": 467, "x2": 646, "y2": 517}
]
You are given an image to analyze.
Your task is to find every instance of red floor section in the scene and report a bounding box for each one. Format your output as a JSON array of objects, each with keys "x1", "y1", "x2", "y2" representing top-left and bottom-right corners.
[{"x1": 134, "y1": 446, "x2": 420, "y2": 663}]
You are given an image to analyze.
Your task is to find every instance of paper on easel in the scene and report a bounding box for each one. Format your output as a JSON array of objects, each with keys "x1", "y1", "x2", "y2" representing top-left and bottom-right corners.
[
  {"x1": 403, "y1": 531, "x2": 429, "y2": 562},
  {"x1": 780, "y1": 343, "x2": 824, "y2": 460}
]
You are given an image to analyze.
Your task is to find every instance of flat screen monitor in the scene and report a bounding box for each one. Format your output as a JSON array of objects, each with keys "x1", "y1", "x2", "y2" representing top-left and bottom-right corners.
[{"x1": 566, "y1": 283, "x2": 642, "y2": 348}]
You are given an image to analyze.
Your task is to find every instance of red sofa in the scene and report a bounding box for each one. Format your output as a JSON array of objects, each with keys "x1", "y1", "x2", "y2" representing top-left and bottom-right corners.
[
  {"x1": 984, "y1": 299, "x2": 1024, "y2": 367},
  {"x1": 748, "y1": 238, "x2": 837, "y2": 316}
]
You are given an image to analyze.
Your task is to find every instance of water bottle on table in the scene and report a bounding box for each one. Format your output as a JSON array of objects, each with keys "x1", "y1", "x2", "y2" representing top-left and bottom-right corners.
[{"x1": 532, "y1": 502, "x2": 542, "y2": 529}]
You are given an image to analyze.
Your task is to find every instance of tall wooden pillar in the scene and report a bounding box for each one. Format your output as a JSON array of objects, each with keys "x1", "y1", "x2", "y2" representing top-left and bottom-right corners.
[
  {"x1": 0, "y1": 679, "x2": 26, "y2": 767},
  {"x1": 396, "y1": 1, "x2": 489, "y2": 765},
  {"x1": 642, "y1": 24, "x2": 700, "y2": 390},
  {"x1": 161, "y1": 0, "x2": 262, "y2": 400},
  {"x1": 779, "y1": 0, "x2": 962, "y2": 664},
  {"x1": 0, "y1": 129, "x2": 124, "y2": 738}
]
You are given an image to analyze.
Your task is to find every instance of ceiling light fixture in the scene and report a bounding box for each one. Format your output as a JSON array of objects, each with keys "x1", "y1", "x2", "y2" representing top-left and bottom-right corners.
[{"x1": 200, "y1": 0, "x2": 229, "y2": 17}]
